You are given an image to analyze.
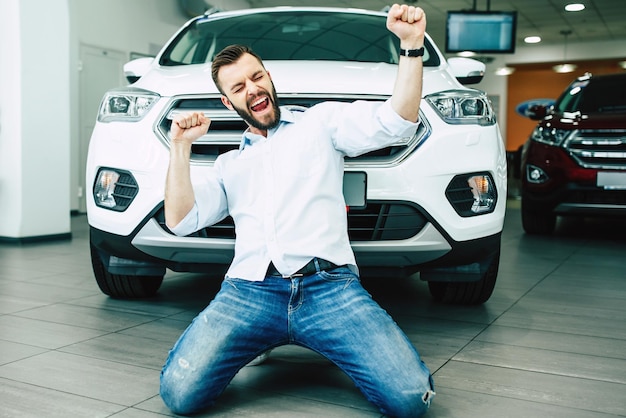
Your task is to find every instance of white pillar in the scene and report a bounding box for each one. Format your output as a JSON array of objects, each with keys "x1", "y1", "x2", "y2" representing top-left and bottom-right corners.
[{"x1": 0, "y1": 0, "x2": 71, "y2": 242}]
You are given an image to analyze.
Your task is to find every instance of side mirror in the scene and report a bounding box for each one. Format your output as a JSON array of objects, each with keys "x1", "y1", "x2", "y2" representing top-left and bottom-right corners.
[
  {"x1": 526, "y1": 104, "x2": 548, "y2": 121},
  {"x1": 447, "y1": 57, "x2": 485, "y2": 85},
  {"x1": 123, "y1": 57, "x2": 154, "y2": 84}
]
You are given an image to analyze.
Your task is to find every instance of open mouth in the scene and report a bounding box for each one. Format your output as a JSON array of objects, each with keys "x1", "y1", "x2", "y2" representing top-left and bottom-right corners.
[{"x1": 250, "y1": 96, "x2": 270, "y2": 113}]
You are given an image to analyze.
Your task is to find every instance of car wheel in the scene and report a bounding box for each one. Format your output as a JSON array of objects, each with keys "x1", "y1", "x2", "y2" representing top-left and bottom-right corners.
[
  {"x1": 427, "y1": 249, "x2": 499, "y2": 305},
  {"x1": 90, "y1": 243, "x2": 164, "y2": 298},
  {"x1": 521, "y1": 199, "x2": 556, "y2": 235}
]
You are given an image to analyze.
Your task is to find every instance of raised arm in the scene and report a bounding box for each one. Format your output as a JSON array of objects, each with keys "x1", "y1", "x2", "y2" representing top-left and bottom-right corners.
[
  {"x1": 164, "y1": 112, "x2": 211, "y2": 229},
  {"x1": 386, "y1": 4, "x2": 427, "y2": 123}
]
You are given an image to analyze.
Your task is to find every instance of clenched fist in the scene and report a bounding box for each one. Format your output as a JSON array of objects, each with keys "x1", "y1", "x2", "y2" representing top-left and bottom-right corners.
[
  {"x1": 170, "y1": 111, "x2": 211, "y2": 145},
  {"x1": 386, "y1": 4, "x2": 427, "y2": 49}
]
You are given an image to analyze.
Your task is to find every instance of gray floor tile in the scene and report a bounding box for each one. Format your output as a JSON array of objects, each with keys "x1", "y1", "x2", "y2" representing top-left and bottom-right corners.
[
  {"x1": 493, "y1": 305, "x2": 626, "y2": 340},
  {"x1": 0, "y1": 377, "x2": 124, "y2": 417},
  {"x1": 0, "y1": 315, "x2": 107, "y2": 349},
  {"x1": 426, "y1": 387, "x2": 620, "y2": 418},
  {"x1": 13, "y1": 302, "x2": 162, "y2": 332},
  {"x1": 0, "y1": 351, "x2": 158, "y2": 406},
  {"x1": 476, "y1": 325, "x2": 626, "y2": 360},
  {"x1": 435, "y1": 361, "x2": 626, "y2": 416},
  {"x1": 0, "y1": 340, "x2": 46, "y2": 365},
  {"x1": 453, "y1": 340, "x2": 626, "y2": 384},
  {"x1": 60, "y1": 332, "x2": 172, "y2": 369}
]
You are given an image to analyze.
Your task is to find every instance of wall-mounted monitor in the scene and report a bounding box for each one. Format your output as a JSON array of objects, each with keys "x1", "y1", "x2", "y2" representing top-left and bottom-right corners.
[{"x1": 446, "y1": 11, "x2": 517, "y2": 54}]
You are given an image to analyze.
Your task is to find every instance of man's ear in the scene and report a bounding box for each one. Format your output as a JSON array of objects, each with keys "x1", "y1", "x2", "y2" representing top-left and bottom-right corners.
[{"x1": 221, "y1": 95, "x2": 233, "y2": 110}]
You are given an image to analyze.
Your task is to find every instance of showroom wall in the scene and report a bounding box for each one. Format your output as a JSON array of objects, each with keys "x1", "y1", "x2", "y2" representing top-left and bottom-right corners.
[{"x1": 0, "y1": 0, "x2": 71, "y2": 241}]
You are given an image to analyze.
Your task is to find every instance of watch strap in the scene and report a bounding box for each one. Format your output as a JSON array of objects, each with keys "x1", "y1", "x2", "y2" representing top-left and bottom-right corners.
[{"x1": 399, "y1": 47, "x2": 425, "y2": 57}]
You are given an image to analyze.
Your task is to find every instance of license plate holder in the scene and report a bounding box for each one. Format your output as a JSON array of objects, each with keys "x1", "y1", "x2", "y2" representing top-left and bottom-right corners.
[
  {"x1": 343, "y1": 172, "x2": 367, "y2": 208},
  {"x1": 597, "y1": 172, "x2": 626, "y2": 190}
]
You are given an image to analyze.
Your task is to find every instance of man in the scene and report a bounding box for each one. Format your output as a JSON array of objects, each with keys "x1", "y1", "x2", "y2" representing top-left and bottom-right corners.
[{"x1": 160, "y1": 4, "x2": 434, "y2": 417}]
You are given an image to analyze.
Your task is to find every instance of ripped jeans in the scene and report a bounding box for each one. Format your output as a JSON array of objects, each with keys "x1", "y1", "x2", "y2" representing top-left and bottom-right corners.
[{"x1": 160, "y1": 266, "x2": 435, "y2": 417}]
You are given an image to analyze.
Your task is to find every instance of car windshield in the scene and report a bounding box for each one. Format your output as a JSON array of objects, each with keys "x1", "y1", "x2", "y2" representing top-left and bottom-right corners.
[
  {"x1": 556, "y1": 75, "x2": 626, "y2": 113},
  {"x1": 159, "y1": 10, "x2": 438, "y2": 66}
]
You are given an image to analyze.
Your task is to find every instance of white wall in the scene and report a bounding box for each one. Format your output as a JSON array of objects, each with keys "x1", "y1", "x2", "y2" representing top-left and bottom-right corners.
[
  {"x1": 0, "y1": 1, "x2": 23, "y2": 238},
  {"x1": 0, "y1": 0, "x2": 71, "y2": 240}
]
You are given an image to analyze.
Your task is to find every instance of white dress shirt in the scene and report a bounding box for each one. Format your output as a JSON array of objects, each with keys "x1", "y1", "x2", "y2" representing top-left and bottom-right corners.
[{"x1": 171, "y1": 99, "x2": 419, "y2": 281}]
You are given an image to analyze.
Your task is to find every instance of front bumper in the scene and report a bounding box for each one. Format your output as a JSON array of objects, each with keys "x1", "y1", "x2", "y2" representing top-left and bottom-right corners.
[
  {"x1": 522, "y1": 143, "x2": 626, "y2": 216},
  {"x1": 90, "y1": 197, "x2": 502, "y2": 278}
]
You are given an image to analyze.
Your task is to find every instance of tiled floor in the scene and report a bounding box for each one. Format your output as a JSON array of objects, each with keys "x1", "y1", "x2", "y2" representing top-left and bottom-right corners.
[{"x1": 1, "y1": 200, "x2": 625, "y2": 417}]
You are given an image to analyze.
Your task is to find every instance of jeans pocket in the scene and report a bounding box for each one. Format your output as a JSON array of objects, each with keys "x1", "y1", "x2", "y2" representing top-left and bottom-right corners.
[
  {"x1": 319, "y1": 266, "x2": 358, "y2": 284},
  {"x1": 224, "y1": 277, "x2": 246, "y2": 290}
]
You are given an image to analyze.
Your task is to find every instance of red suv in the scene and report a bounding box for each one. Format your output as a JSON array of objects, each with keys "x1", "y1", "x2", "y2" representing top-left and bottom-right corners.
[{"x1": 521, "y1": 72, "x2": 626, "y2": 234}]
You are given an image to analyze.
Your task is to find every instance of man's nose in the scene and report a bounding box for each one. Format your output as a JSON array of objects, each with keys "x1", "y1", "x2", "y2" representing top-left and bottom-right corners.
[{"x1": 246, "y1": 79, "x2": 262, "y2": 95}]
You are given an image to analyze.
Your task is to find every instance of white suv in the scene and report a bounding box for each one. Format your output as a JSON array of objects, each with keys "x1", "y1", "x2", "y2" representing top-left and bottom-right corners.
[{"x1": 87, "y1": 7, "x2": 507, "y2": 304}]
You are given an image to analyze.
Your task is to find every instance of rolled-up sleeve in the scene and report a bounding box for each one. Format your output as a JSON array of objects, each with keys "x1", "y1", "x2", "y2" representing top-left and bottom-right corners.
[
  {"x1": 329, "y1": 99, "x2": 420, "y2": 157},
  {"x1": 169, "y1": 168, "x2": 229, "y2": 236}
]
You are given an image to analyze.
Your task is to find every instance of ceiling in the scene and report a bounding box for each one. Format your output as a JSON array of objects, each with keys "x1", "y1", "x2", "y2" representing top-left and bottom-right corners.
[{"x1": 242, "y1": 0, "x2": 626, "y2": 47}]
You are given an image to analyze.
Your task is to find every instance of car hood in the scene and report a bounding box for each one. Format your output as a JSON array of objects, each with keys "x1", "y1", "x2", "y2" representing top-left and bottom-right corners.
[
  {"x1": 545, "y1": 111, "x2": 626, "y2": 130},
  {"x1": 132, "y1": 60, "x2": 458, "y2": 98}
]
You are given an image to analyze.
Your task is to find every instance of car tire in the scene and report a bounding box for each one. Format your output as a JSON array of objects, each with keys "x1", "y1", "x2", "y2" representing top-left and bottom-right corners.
[
  {"x1": 427, "y1": 249, "x2": 499, "y2": 305},
  {"x1": 521, "y1": 199, "x2": 556, "y2": 235},
  {"x1": 90, "y1": 243, "x2": 164, "y2": 298}
]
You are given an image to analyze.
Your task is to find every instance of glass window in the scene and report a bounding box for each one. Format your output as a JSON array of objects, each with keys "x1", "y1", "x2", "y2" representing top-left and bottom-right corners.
[
  {"x1": 160, "y1": 11, "x2": 438, "y2": 67},
  {"x1": 556, "y1": 75, "x2": 626, "y2": 113}
]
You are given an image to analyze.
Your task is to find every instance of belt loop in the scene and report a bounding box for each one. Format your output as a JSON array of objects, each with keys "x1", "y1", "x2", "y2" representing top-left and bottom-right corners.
[{"x1": 313, "y1": 257, "x2": 321, "y2": 272}]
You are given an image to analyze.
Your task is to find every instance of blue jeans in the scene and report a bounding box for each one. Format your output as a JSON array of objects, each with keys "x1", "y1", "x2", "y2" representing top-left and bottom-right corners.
[{"x1": 160, "y1": 266, "x2": 435, "y2": 417}]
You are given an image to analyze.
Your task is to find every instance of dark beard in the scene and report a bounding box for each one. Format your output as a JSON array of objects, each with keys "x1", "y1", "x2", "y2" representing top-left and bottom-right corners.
[{"x1": 232, "y1": 85, "x2": 281, "y2": 131}]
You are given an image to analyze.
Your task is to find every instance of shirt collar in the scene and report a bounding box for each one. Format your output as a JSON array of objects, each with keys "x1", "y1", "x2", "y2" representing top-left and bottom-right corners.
[{"x1": 239, "y1": 107, "x2": 296, "y2": 152}]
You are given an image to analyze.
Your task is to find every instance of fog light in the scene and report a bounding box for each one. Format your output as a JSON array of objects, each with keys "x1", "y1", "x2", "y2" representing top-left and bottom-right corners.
[
  {"x1": 94, "y1": 170, "x2": 120, "y2": 208},
  {"x1": 445, "y1": 173, "x2": 498, "y2": 217},
  {"x1": 93, "y1": 168, "x2": 138, "y2": 211},
  {"x1": 526, "y1": 164, "x2": 549, "y2": 183},
  {"x1": 467, "y1": 175, "x2": 496, "y2": 214}
]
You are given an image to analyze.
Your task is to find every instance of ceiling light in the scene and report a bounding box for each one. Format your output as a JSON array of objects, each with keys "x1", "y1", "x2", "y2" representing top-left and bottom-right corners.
[
  {"x1": 565, "y1": 3, "x2": 585, "y2": 12},
  {"x1": 495, "y1": 67, "x2": 515, "y2": 76},
  {"x1": 552, "y1": 63, "x2": 577, "y2": 73},
  {"x1": 524, "y1": 36, "x2": 542, "y2": 44},
  {"x1": 553, "y1": 30, "x2": 576, "y2": 73}
]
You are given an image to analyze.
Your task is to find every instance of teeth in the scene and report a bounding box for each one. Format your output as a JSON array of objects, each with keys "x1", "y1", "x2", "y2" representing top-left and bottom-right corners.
[{"x1": 251, "y1": 97, "x2": 267, "y2": 108}]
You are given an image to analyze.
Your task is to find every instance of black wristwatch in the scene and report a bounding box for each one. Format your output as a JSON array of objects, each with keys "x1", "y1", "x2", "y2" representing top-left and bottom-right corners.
[{"x1": 399, "y1": 47, "x2": 425, "y2": 57}]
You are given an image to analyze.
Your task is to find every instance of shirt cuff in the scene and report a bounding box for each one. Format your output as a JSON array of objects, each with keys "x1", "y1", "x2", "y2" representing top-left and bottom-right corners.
[{"x1": 380, "y1": 99, "x2": 420, "y2": 135}]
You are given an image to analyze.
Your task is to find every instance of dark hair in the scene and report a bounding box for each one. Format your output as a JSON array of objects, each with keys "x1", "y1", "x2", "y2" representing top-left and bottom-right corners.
[{"x1": 211, "y1": 45, "x2": 264, "y2": 94}]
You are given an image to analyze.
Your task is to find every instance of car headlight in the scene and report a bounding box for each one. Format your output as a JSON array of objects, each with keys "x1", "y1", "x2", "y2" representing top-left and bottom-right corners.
[
  {"x1": 425, "y1": 90, "x2": 495, "y2": 126},
  {"x1": 530, "y1": 125, "x2": 572, "y2": 146},
  {"x1": 97, "y1": 88, "x2": 159, "y2": 122}
]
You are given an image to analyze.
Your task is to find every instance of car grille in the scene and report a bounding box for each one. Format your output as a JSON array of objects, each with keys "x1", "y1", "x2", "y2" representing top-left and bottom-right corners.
[
  {"x1": 156, "y1": 94, "x2": 429, "y2": 165},
  {"x1": 567, "y1": 129, "x2": 626, "y2": 169},
  {"x1": 154, "y1": 201, "x2": 427, "y2": 241},
  {"x1": 565, "y1": 189, "x2": 626, "y2": 205}
]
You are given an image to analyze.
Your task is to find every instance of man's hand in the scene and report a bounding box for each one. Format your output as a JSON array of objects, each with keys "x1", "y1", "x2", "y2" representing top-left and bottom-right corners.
[
  {"x1": 386, "y1": 4, "x2": 427, "y2": 49},
  {"x1": 170, "y1": 111, "x2": 211, "y2": 145}
]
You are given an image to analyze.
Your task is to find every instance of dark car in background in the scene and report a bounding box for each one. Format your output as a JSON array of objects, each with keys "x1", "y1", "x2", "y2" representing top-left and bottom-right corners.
[{"x1": 520, "y1": 72, "x2": 626, "y2": 234}]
